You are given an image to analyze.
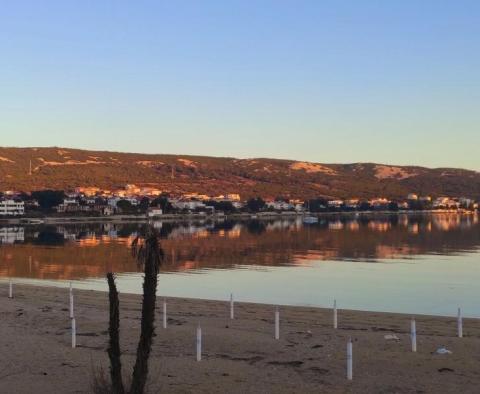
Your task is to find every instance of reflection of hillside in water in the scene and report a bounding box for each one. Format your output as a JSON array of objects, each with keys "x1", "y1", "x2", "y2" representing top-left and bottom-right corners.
[{"x1": 0, "y1": 214, "x2": 479, "y2": 280}]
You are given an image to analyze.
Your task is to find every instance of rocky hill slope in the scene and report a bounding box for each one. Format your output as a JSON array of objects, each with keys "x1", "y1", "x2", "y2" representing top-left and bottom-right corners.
[{"x1": 1, "y1": 147, "x2": 479, "y2": 199}]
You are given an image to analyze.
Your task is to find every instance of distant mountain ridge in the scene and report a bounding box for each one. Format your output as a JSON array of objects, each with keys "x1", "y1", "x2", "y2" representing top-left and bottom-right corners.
[{"x1": 1, "y1": 147, "x2": 479, "y2": 200}]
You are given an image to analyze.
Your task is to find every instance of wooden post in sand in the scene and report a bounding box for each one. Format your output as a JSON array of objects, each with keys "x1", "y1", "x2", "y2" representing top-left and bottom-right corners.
[
  {"x1": 196, "y1": 324, "x2": 202, "y2": 361},
  {"x1": 230, "y1": 293, "x2": 234, "y2": 320},
  {"x1": 71, "y1": 317, "x2": 76, "y2": 348},
  {"x1": 347, "y1": 337, "x2": 353, "y2": 380},
  {"x1": 275, "y1": 307, "x2": 280, "y2": 340},
  {"x1": 8, "y1": 279, "x2": 13, "y2": 299},
  {"x1": 69, "y1": 282, "x2": 74, "y2": 319},
  {"x1": 333, "y1": 299, "x2": 338, "y2": 329},
  {"x1": 457, "y1": 307, "x2": 463, "y2": 338},
  {"x1": 411, "y1": 317, "x2": 417, "y2": 352},
  {"x1": 163, "y1": 298, "x2": 167, "y2": 329}
]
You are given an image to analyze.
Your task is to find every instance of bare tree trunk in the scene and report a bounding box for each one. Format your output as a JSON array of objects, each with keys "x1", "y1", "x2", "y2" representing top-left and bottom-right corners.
[
  {"x1": 107, "y1": 273, "x2": 125, "y2": 394},
  {"x1": 129, "y1": 234, "x2": 162, "y2": 394}
]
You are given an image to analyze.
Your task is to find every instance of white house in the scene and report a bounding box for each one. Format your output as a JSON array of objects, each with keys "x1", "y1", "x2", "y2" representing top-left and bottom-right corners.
[
  {"x1": 147, "y1": 208, "x2": 163, "y2": 218},
  {"x1": 171, "y1": 199, "x2": 206, "y2": 211},
  {"x1": 56, "y1": 198, "x2": 80, "y2": 213},
  {"x1": 226, "y1": 193, "x2": 241, "y2": 201},
  {"x1": 107, "y1": 197, "x2": 121, "y2": 207},
  {"x1": 344, "y1": 199, "x2": 360, "y2": 209},
  {"x1": 232, "y1": 201, "x2": 244, "y2": 209},
  {"x1": 327, "y1": 200, "x2": 344, "y2": 208},
  {"x1": 266, "y1": 201, "x2": 293, "y2": 211},
  {"x1": 433, "y1": 197, "x2": 459, "y2": 209},
  {"x1": 459, "y1": 197, "x2": 474, "y2": 208},
  {"x1": 369, "y1": 198, "x2": 389, "y2": 208},
  {"x1": 294, "y1": 203, "x2": 305, "y2": 212},
  {"x1": 0, "y1": 200, "x2": 25, "y2": 216}
]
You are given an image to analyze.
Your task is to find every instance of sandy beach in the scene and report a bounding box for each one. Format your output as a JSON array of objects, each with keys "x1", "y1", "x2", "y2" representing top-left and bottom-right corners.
[{"x1": 0, "y1": 283, "x2": 479, "y2": 393}]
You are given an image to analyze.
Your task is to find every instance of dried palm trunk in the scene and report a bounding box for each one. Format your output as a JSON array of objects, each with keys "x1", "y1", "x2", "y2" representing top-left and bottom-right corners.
[
  {"x1": 106, "y1": 273, "x2": 125, "y2": 394},
  {"x1": 129, "y1": 232, "x2": 163, "y2": 394}
]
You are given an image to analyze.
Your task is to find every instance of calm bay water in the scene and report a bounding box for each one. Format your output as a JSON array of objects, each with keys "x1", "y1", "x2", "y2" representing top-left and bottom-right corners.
[{"x1": 1, "y1": 213, "x2": 479, "y2": 317}]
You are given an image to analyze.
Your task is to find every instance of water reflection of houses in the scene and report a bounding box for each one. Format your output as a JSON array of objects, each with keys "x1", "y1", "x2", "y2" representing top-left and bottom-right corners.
[
  {"x1": 1, "y1": 214, "x2": 480, "y2": 280},
  {"x1": 328, "y1": 221, "x2": 344, "y2": 230},
  {"x1": 266, "y1": 219, "x2": 300, "y2": 232},
  {"x1": 1, "y1": 214, "x2": 478, "y2": 248},
  {"x1": 375, "y1": 245, "x2": 420, "y2": 259},
  {"x1": 168, "y1": 224, "x2": 212, "y2": 239},
  {"x1": 398, "y1": 215, "x2": 409, "y2": 227},
  {"x1": 367, "y1": 221, "x2": 391, "y2": 232},
  {"x1": 432, "y1": 214, "x2": 462, "y2": 231},
  {"x1": 152, "y1": 221, "x2": 163, "y2": 230},
  {"x1": 0, "y1": 227, "x2": 25, "y2": 244},
  {"x1": 56, "y1": 226, "x2": 77, "y2": 241},
  {"x1": 227, "y1": 225, "x2": 242, "y2": 238},
  {"x1": 345, "y1": 221, "x2": 360, "y2": 231},
  {"x1": 408, "y1": 223, "x2": 419, "y2": 234}
]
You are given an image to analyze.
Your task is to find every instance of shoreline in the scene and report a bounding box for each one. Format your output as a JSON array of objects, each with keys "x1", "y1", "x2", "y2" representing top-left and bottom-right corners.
[
  {"x1": 1, "y1": 283, "x2": 479, "y2": 393},
  {"x1": 2, "y1": 278, "x2": 479, "y2": 320},
  {"x1": 1, "y1": 209, "x2": 477, "y2": 225}
]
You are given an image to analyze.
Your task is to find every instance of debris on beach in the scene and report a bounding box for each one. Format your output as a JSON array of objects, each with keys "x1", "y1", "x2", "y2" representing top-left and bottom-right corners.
[
  {"x1": 384, "y1": 334, "x2": 400, "y2": 341},
  {"x1": 438, "y1": 367, "x2": 454, "y2": 373},
  {"x1": 434, "y1": 347, "x2": 452, "y2": 355}
]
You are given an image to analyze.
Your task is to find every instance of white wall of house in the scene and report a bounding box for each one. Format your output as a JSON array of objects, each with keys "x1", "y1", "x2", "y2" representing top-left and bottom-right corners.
[
  {"x1": 148, "y1": 208, "x2": 163, "y2": 217},
  {"x1": 171, "y1": 200, "x2": 206, "y2": 210},
  {"x1": 266, "y1": 201, "x2": 293, "y2": 210},
  {"x1": 0, "y1": 200, "x2": 25, "y2": 216}
]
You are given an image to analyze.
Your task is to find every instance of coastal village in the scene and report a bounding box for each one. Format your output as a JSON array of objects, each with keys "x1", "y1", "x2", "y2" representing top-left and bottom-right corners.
[
  {"x1": 2, "y1": 2, "x2": 480, "y2": 392},
  {"x1": 0, "y1": 183, "x2": 479, "y2": 217},
  {"x1": 1, "y1": 184, "x2": 480, "y2": 393}
]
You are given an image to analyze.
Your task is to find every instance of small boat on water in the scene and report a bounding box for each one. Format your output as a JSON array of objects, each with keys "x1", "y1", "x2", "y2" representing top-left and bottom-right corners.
[{"x1": 303, "y1": 216, "x2": 318, "y2": 224}]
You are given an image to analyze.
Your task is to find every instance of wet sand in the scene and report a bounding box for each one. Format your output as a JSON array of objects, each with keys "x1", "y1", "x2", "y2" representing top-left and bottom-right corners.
[{"x1": 0, "y1": 283, "x2": 479, "y2": 393}]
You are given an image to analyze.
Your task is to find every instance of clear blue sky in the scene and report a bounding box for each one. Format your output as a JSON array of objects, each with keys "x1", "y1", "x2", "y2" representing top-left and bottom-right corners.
[{"x1": 1, "y1": 1, "x2": 479, "y2": 169}]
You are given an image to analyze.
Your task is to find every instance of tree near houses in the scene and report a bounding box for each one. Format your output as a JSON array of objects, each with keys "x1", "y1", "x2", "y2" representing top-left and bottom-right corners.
[
  {"x1": 116, "y1": 200, "x2": 134, "y2": 214},
  {"x1": 150, "y1": 196, "x2": 173, "y2": 213},
  {"x1": 138, "y1": 197, "x2": 150, "y2": 212},
  {"x1": 306, "y1": 198, "x2": 328, "y2": 212},
  {"x1": 206, "y1": 200, "x2": 237, "y2": 214},
  {"x1": 246, "y1": 197, "x2": 265, "y2": 212},
  {"x1": 31, "y1": 190, "x2": 65, "y2": 211},
  {"x1": 388, "y1": 201, "x2": 399, "y2": 211}
]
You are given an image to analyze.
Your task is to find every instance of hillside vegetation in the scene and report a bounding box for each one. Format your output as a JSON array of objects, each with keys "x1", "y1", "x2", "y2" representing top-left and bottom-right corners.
[{"x1": 1, "y1": 147, "x2": 479, "y2": 199}]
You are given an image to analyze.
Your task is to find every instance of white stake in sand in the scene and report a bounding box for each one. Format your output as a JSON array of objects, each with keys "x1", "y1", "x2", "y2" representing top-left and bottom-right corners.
[
  {"x1": 8, "y1": 279, "x2": 13, "y2": 299},
  {"x1": 69, "y1": 283, "x2": 74, "y2": 319},
  {"x1": 457, "y1": 307, "x2": 463, "y2": 338},
  {"x1": 347, "y1": 337, "x2": 353, "y2": 380},
  {"x1": 163, "y1": 298, "x2": 167, "y2": 329},
  {"x1": 333, "y1": 299, "x2": 338, "y2": 329},
  {"x1": 275, "y1": 307, "x2": 280, "y2": 340},
  {"x1": 196, "y1": 324, "x2": 202, "y2": 361},
  {"x1": 230, "y1": 293, "x2": 234, "y2": 320},
  {"x1": 71, "y1": 317, "x2": 77, "y2": 348},
  {"x1": 411, "y1": 317, "x2": 417, "y2": 352}
]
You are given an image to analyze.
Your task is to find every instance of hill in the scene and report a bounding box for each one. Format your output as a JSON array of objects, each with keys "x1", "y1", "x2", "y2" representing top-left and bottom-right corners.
[{"x1": 1, "y1": 147, "x2": 480, "y2": 200}]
